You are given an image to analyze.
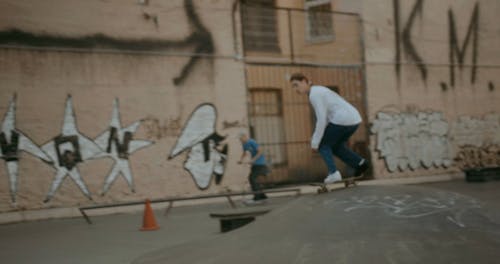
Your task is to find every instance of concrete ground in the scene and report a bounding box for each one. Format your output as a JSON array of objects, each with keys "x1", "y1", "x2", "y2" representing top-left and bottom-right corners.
[{"x1": 1, "y1": 179, "x2": 499, "y2": 264}]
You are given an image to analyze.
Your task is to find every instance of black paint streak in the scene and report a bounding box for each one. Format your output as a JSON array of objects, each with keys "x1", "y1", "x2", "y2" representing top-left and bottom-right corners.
[
  {"x1": 201, "y1": 132, "x2": 227, "y2": 185},
  {"x1": 448, "y1": 3, "x2": 479, "y2": 87},
  {"x1": 488, "y1": 81, "x2": 494, "y2": 91},
  {"x1": 0, "y1": 131, "x2": 20, "y2": 161},
  {"x1": 440, "y1": 82, "x2": 448, "y2": 92},
  {"x1": 397, "y1": 0, "x2": 427, "y2": 82},
  {"x1": 168, "y1": 103, "x2": 228, "y2": 189},
  {"x1": 106, "y1": 127, "x2": 133, "y2": 160},
  {"x1": 173, "y1": 0, "x2": 214, "y2": 85},
  {"x1": 205, "y1": 132, "x2": 228, "y2": 188},
  {"x1": 0, "y1": 0, "x2": 214, "y2": 86},
  {"x1": 214, "y1": 144, "x2": 228, "y2": 185},
  {"x1": 393, "y1": 0, "x2": 401, "y2": 80},
  {"x1": 54, "y1": 135, "x2": 82, "y2": 170},
  {"x1": 201, "y1": 132, "x2": 226, "y2": 162}
]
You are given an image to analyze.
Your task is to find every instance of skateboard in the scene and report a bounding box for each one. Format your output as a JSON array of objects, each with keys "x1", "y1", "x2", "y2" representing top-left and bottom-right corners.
[
  {"x1": 209, "y1": 207, "x2": 273, "y2": 232},
  {"x1": 242, "y1": 198, "x2": 268, "y2": 206},
  {"x1": 310, "y1": 176, "x2": 363, "y2": 194}
]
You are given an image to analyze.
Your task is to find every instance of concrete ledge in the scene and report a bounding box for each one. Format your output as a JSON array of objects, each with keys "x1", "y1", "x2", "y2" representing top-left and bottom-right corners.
[
  {"x1": 0, "y1": 172, "x2": 465, "y2": 225},
  {"x1": 296, "y1": 172, "x2": 465, "y2": 194},
  {"x1": 0, "y1": 207, "x2": 81, "y2": 225},
  {"x1": 0, "y1": 190, "x2": 298, "y2": 225},
  {"x1": 359, "y1": 172, "x2": 465, "y2": 186}
]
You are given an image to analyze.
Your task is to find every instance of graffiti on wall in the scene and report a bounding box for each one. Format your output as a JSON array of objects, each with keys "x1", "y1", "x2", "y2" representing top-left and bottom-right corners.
[
  {"x1": 222, "y1": 119, "x2": 247, "y2": 130},
  {"x1": 41, "y1": 96, "x2": 104, "y2": 202},
  {"x1": 94, "y1": 99, "x2": 153, "y2": 195},
  {"x1": 393, "y1": 0, "x2": 427, "y2": 82},
  {"x1": 372, "y1": 110, "x2": 500, "y2": 172},
  {"x1": 451, "y1": 114, "x2": 500, "y2": 169},
  {"x1": 450, "y1": 114, "x2": 500, "y2": 147},
  {"x1": 322, "y1": 191, "x2": 481, "y2": 228},
  {"x1": 168, "y1": 104, "x2": 228, "y2": 189},
  {"x1": 393, "y1": 0, "x2": 484, "y2": 88},
  {"x1": 171, "y1": 0, "x2": 214, "y2": 85},
  {"x1": 455, "y1": 145, "x2": 499, "y2": 170},
  {"x1": 0, "y1": 95, "x2": 157, "y2": 204},
  {"x1": 371, "y1": 109, "x2": 453, "y2": 172},
  {"x1": 447, "y1": 2, "x2": 479, "y2": 88},
  {"x1": 0, "y1": 95, "x2": 51, "y2": 203},
  {"x1": 142, "y1": 116, "x2": 182, "y2": 140},
  {"x1": 0, "y1": 0, "x2": 214, "y2": 86}
]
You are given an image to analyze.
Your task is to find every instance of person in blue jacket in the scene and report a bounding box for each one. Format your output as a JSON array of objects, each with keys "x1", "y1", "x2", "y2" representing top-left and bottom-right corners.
[{"x1": 238, "y1": 132, "x2": 269, "y2": 203}]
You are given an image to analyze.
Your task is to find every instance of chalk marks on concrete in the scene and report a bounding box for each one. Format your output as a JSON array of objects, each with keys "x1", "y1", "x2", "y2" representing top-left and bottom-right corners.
[
  {"x1": 371, "y1": 110, "x2": 453, "y2": 172},
  {"x1": 168, "y1": 104, "x2": 228, "y2": 189},
  {"x1": 0, "y1": 95, "x2": 52, "y2": 204},
  {"x1": 94, "y1": 99, "x2": 153, "y2": 195},
  {"x1": 323, "y1": 191, "x2": 481, "y2": 228},
  {"x1": 41, "y1": 96, "x2": 104, "y2": 202}
]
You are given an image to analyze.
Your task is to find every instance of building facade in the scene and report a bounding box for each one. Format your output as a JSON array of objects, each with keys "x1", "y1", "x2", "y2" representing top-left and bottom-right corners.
[
  {"x1": 351, "y1": 0, "x2": 500, "y2": 178},
  {"x1": 0, "y1": 0, "x2": 498, "y2": 216},
  {"x1": 0, "y1": 0, "x2": 249, "y2": 213}
]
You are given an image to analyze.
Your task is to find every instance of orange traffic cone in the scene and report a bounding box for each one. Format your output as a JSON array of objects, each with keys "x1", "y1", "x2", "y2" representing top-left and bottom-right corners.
[{"x1": 140, "y1": 199, "x2": 160, "y2": 231}]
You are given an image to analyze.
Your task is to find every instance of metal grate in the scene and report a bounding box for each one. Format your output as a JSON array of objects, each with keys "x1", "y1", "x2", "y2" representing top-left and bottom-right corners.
[{"x1": 246, "y1": 65, "x2": 369, "y2": 186}]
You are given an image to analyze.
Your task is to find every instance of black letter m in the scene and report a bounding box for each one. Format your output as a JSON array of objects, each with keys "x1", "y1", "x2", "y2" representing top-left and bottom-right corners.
[{"x1": 448, "y1": 3, "x2": 479, "y2": 87}]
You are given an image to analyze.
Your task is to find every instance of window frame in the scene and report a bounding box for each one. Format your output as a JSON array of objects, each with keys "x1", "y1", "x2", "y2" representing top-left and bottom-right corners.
[
  {"x1": 240, "y1": 0, "x2": 281, "y2": 52},
  {"x1": 304, "y1": 0, "x2": 335, "y2": 44}
]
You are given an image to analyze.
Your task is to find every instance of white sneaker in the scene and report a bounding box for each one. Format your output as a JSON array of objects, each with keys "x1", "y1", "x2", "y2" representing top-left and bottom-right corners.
[{"x1": 324, "y1": 171, "x2": 342, "y2": 184}]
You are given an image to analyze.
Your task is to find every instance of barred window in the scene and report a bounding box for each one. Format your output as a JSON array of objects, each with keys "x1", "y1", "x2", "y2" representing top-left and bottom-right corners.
[
  {"x1": 241, "y1": 0, "x2": 280, "y2": 52},
  {"x1": 250, "y1": 90, "x2": 282, "y2": 116},
  {"x1": 305, "y1": 0, "x2": 334, "y2": 43},
  {"x1": 249, "y1": 89, "x2": 287, "y2": 166}
]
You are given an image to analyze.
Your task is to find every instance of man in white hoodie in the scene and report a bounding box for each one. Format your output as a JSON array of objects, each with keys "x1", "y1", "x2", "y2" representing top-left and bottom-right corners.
[{"x1": 289, "y1": 72, "x2": 369, "y2": 184}]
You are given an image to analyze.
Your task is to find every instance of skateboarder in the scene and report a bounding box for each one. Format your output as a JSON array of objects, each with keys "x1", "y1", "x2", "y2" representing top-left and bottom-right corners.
[
  {"x1": 289, "y1": 72, "x2": 369, "y2": 184},
  {"x1": 238, "y1": 132, "x2": 268, "y2": 204}
]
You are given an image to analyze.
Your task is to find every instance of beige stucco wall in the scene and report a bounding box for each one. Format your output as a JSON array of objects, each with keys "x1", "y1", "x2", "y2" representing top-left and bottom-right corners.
[
  {"x1": 244, "y1": 0, "x2": 362, "y2": 65},
  {"x1": 2, "y1": 0, "x2": 498, "y2": 216},
  {"x1": 358, "y1": 0, "x2": 500, "y2": 178},
  {"x1": 0, "y1": 0, "x2": 249, "y2": 212}
]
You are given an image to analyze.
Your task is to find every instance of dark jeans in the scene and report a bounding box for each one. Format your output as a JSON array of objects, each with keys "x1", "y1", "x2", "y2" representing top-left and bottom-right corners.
[
  {"x1": 318, "y1": 123, "x2": 363, "y2": 175},
  {"x1": 249, "y1": 165, "x2": 268, "y2": 200}
]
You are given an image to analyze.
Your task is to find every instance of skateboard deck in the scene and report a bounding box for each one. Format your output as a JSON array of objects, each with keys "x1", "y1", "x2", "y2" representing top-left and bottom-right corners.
[
  {"x1": 242, "y1": 199, "x2": 268, "y2": 206},
  {"x1": 209, "y1": 207, "x2": 273, "y2": 232},
  {"x1": 310, "y1": 176, "x2": 363, "y2": 193},
  {"x1": 209, "y1": 207, "x2": 273, "y2": 219}
]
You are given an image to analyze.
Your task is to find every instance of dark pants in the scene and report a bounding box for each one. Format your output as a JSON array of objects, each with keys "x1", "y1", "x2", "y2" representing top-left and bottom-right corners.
[
  {"x1": 318, "y1": 123, "x2": 363, "y2": 174},
  {"x1": 248, "y1": 165, "x2": 268, "y2": 200}
]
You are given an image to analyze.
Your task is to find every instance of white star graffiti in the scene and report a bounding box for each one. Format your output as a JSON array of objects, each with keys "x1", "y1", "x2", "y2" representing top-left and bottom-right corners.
[
  {"x1": 0, "y1": 94, "x2": 51, "y2": 204},
  {"x1": 94, "y1": 98, "x2": 153, "y2": 195},
  {"x1": 41, "y1": 96, "x2": 104, "y2": 203},
  {"x1": 168, "y1": 104, "x2": 228, "y2": 189}
]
